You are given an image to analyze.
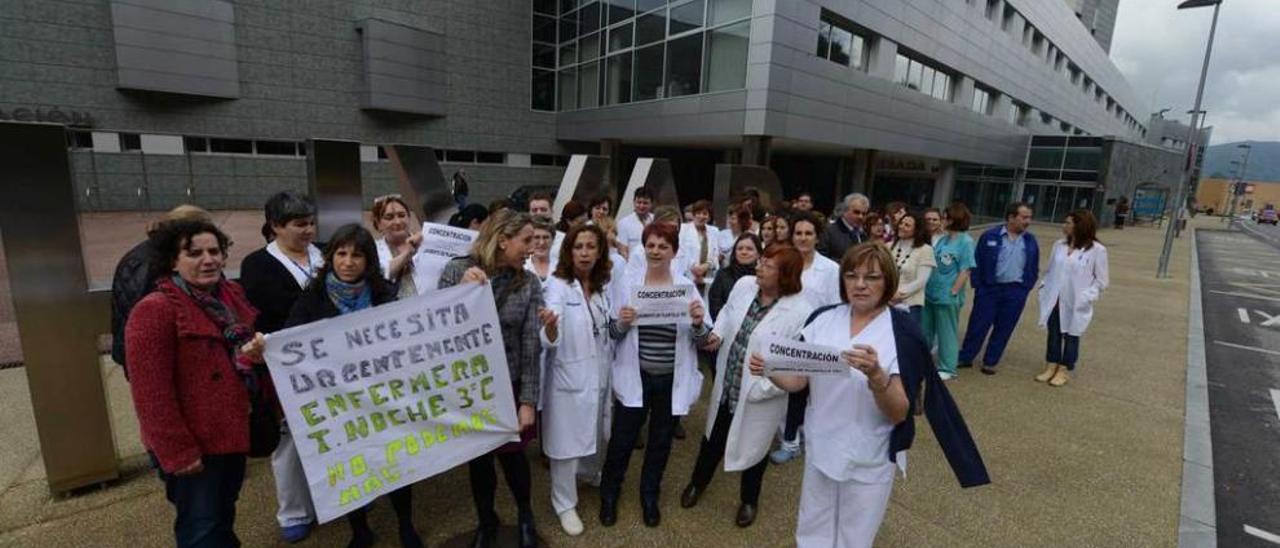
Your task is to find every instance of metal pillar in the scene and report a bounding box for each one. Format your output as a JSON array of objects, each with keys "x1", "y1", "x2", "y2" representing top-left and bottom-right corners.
[
  {"x1": 0, "y1": 121, "x2": 118, "y2": 494},
  {"x1": 306, "y1": 139, "x2": 364, "y2": 242}
]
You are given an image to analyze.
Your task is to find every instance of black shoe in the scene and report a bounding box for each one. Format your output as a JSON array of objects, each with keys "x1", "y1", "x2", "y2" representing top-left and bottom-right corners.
[
  {"x1": 673, "y1": 420, "x2": 687, "y2": 440},
  {"x1": 735, "y1": 503, "x2": 757, "y2": 528},
  {"x1": 680, "y1": 483, "x2": 702, "y2": 509},
  {"x1": 957, "y1": 362, "x2": 973, "y2": 369},
  {"x1": 469, "y1": 524, "x2": 497, "y2": 548},
  {"x1": 980, "y1": 365, "x2": 997, "y2": 376},
  {"x1": 518, "y1": 516, "x2": 538, "y2": 548},
  {"x1": 599, "y1": 497, "x2": 618, "y2": 527},
  {"x1": 642, "y1": 499, "x2": 661, "y2": 527},
  {"x1": 398, "y1": 525, "x2": 423, "y2": 548},
  {"x1": 346, "y1": 528, "x2": 375, "y2": 548}
]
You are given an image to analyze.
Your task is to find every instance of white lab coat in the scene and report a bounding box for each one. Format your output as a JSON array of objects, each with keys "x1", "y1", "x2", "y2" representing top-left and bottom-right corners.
[
  {"x1": 617, "y1": 212, "x2": 649, "y2": 258},
  {"x1": 800, "y1": 253, "x2": 842, "y2": 310},
  {"x1": 705, "y1": 276, "x2": 814, "y2": 471},
  {"x1": 539, "y1": 276, "x2": 613, "y2": 459},
  {"x1": 1037, "y1": 240, "x2": 1109, "y2": 336},
  {"x1": 611, "y1": 266, "x2": 705, "y2": 415},
  {"x1": 680, "y1": 221, "x2": 721, "y2": 289}
]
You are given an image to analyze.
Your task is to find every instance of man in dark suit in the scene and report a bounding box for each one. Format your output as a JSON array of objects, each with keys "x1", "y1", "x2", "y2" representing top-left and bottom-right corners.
[{"x1": 819, "y1": 192, "x2": 869, "y2": 261}]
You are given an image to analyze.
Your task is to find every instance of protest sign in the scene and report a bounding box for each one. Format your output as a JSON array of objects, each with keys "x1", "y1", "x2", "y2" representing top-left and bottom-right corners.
[
  {"x1": 411, "y1": 222, "x2": 477, "y2": 293},
  {"x1": 760, "y1": 335, "x2": 848, "y2": 376},
  {"x1": 263, "y1": 282, "x2": 519, "y2": 523},
  {"x1": 630, "y1": 284, "x2": 697, "y2": 326}
]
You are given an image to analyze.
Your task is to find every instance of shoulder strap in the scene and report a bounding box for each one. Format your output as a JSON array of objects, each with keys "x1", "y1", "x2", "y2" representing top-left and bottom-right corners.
[{"x1": 802, "y1": 303, "x2": 842, "y2": 328}]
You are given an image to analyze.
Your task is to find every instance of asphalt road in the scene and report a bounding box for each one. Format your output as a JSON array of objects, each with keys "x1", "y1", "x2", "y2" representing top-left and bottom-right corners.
[{"x1": 1195, "y1": 228, "x2": 1280, "y2": 546}]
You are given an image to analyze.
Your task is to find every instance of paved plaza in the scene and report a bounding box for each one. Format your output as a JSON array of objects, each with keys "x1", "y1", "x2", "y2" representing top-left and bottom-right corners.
[{"x1": 0, "y1": 215, "x2": 1201, "y2": 547}]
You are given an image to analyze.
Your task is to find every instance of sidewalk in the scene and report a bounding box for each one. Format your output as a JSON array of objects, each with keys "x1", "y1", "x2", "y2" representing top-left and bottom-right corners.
[{"x1": 0, "y1": 218, "x2": 1194, "y2": 547}]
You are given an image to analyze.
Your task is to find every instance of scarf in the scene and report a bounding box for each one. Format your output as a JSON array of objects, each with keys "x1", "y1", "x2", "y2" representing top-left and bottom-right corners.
[
  {"x1": 170, "y1": 274, "x2": 254, "y2": 372},
  {"x1": 726, "y1": 260, "x2": 758, "y2": 278},
  {"x1": 325, "y1": 272, "x2": 372, "y2": 315}
]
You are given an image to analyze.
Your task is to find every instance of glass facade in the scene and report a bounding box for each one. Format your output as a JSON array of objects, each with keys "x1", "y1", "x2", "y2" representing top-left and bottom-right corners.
[
  {"x1": 1021, "y1": 135, "x2": 1103, "y2": 221},
  {"x1": 534, "y1": 0, "x2": 753, "y2": 111},
  {"x1": 893, "y1": 53, "x2": 952, "y2": 102},
  {"x1": 953, "y1": 163, "x2": 1020, "y2": 221}
]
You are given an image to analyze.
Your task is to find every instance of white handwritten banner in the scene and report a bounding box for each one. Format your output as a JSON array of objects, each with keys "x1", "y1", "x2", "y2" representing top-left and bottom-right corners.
[
  {"x1": 263, "y1": 283, "x2": 519, "y2": 523},
  {"x1": 412, "y1": 222, "x2": 477, "y2": 293},
  {"x1": 630, "y1": 284, "x2": 697, "y2": 326},
  {"x1": 760, "y1": 335, "x2": 847, "y2": 376}
]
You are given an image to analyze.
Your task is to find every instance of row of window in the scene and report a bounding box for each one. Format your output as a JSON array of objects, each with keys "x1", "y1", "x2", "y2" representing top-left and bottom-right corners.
[
  {"x1": 533, "y1": 0, "x2": 752, "y2": 111},
  {"x1": 65, "y1": 130, "x2": 569, "y2": 167},
  {"x1": 816, "y1": 3, "x2": 1144, "y2": 139}
]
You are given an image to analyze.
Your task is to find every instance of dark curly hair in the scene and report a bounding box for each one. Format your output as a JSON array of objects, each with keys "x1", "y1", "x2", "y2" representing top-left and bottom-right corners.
[
  {"x1": 552, "y1": 223, "x2": 612, "y2": 290},
  {"x1": 147, "y1": 219, "x2": 232, "y2": 285}
]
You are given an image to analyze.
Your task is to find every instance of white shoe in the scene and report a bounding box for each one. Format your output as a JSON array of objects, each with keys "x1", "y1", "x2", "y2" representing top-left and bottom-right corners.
[
  {"x1": 558, "y1": 509, "x2": 584, "y2": 536},
  {"x1": 939, "y1": 372, "x2": 955, "y2": 381}
]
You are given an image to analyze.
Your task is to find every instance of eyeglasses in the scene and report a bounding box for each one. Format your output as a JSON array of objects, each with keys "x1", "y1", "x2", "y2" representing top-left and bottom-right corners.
[{"x1": 841, "y1": 272, "x2": 885, "y2": 284}]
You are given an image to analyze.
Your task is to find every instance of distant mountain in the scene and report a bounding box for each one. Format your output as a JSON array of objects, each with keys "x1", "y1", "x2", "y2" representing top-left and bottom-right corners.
[{"x1": 1202, "y1": 141, "x2": 1280, "y2": 182}]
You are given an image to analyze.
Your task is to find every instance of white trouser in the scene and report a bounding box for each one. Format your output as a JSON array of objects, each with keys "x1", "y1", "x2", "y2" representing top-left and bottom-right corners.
[
  {"x1": 549, "y1": 457, "x2": 585, "y2": 515},
  {"x1": 271, "y1": 425, "x2": 316, "y2": 527},
  {"x1": 796, "y1": 463, "x2": 893, "y2": 548}
]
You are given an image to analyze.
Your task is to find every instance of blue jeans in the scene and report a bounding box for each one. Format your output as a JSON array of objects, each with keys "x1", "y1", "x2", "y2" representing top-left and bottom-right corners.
[
  {"x1": 157, "y1": 453, "x2": 246, "y2": 548},
  {"x1": 1045, "y1": 305, "x2": 1080, "y2": 369},
  {"x1": 908, "y1": 305, "x2": 924, "y2": 327},
  {"x1": 959, "y1": 284, "x2": 1030, "y2": 367}
]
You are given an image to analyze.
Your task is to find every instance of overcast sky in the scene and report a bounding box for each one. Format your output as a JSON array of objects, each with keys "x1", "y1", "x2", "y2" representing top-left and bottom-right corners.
[{"x1": 1110, "y1": 0, "x2": 1278, "y2": 146}]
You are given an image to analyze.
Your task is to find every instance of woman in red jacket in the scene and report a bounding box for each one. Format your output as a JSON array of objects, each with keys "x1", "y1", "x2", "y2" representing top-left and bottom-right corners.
[{"x1": 126, "y1": 219, "x2": 268, "y2": 548}]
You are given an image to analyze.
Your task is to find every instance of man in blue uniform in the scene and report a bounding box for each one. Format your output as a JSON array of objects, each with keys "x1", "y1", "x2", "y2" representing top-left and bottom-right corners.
[{"x1": 959, "y1": 202, "x2": 1038, "y2": 375}]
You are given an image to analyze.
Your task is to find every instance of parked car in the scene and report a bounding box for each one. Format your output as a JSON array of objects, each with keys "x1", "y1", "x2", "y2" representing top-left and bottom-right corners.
[{"x1": 1260, "y1": 205, "x2": 1278, "y2": 226}]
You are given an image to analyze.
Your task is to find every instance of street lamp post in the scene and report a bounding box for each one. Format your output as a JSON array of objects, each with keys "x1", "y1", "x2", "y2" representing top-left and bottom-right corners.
[{"x1": 1156, "y1": 0, "x2": 1223, "y2": 279}]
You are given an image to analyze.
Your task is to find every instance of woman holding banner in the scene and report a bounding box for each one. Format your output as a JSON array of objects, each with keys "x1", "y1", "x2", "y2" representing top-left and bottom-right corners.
[
  {"x1": 539, "y1": 223, "x2": 615, "y2": 536},
  {"x1": 678, "y1": 244, "x2": 813, "y2": 527},
  {"x1": 126, "y1": 219, "x2": 269, "y2": 548},
  {"x1": 754, "y1": 243, "x2": 989, "y2": 548},
  {"x1": 371, "y1": 194, "x2": 422, "y2": 298},
  {"x1": 598, "y1": 222, "x2": 712, "y2": 528},
  {"x1": 240, "y1": 191, "x2": 324, "y2": 543},
  {"x1": 439, "y1": 209, "x2": 544, "y2": 548},
  {"x1": 283, "y1": 224, "x2": 422, "y2": 548}
]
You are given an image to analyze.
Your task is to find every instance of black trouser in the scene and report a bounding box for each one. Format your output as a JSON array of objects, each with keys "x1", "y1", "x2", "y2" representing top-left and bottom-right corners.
[
  {"x1": 347, "y1": 487, "x2": 414, "y2": 533},
  {"x1": 781, "y1": 387, "x2": 809, "y2": 443},
  {"x1": 158, "y1": 453, "x2": 246, "y2": 548},
  {"x1": 689, "y1": 402, "x2": 768, "y2": 505},
  {"x1": 601, "y1": 371, "x2": 675, "y2": 503},
  {"x1": 469, "y1": 450, "x2": 533, "y2": 527}
]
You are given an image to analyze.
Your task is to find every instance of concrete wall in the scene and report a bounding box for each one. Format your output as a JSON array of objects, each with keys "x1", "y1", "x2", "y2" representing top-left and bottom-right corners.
[
  {"x1": 1, "y1": 0, "x2": 566, "y2": 210},
  {"x1": 1098, "y1": 139, "x2": 1183, "y2": 224}
]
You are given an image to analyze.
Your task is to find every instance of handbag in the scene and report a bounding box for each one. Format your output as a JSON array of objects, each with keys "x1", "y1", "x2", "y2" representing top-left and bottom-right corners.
[{"x1": 242, "y1": 364, "x2": 281, "y2": 458}]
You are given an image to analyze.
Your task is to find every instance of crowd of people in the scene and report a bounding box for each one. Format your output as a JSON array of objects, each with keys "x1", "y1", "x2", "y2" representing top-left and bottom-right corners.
[{"x1": 115, "y1": 182, "x2": 1113, "y2": 547}]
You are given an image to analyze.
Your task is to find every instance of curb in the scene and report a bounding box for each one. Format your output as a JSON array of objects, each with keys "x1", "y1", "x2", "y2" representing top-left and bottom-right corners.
[{"x1": 1179, "y1": 229, "x2": 1216, "y2": 547}]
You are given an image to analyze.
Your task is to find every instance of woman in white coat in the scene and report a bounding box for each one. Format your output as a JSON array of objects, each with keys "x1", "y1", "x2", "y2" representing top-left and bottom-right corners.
[
  {"x1": 599, "y1": 221, "x2": 711, "y2": 528},
  {"x1": 772, "y1": 211, "x2": 840, "y2": 465},
  {"x1": 539, "y1": 224, "x2": 615, "y2": 536},
  {"x1": 678, "y1": 244, "x2": 814, "y2": 527},
  {"x1": 1036, "y1": 209, "x2": 1109, "y2": 387}
]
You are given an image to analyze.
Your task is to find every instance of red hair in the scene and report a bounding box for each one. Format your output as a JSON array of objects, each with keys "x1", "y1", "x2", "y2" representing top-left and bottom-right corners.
[
  {"x1": 762, "y1": 244, "x2": 803, "y2": 297},
  {"x1": 641, "y1": 221, "x2": 680, "y2": 254}
]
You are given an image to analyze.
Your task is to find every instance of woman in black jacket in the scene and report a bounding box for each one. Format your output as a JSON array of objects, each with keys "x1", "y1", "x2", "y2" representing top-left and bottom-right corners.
[
  {"x1": 284, "y1": 224, "x2": 421, "y2": 548},
  {"x1": 707, "y1": 233, "x2": 762, "y2": 320},
  {"x1": 238, "y1": 191, "x2": 324, "y2": 543}
]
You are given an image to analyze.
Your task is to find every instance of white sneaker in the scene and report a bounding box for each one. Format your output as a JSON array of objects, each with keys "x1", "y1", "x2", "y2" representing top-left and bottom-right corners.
[
  {"x1": 558, "y1": 509, "x2": 584, "y2": 536},
  {"x1": 939, "y1": 372, "x2": 956, "y2": 381}
]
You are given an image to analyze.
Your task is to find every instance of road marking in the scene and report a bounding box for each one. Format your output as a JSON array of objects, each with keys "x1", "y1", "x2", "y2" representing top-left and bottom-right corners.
[
  {"x1": 1245, "y1": 524, "x2": 1280, "y2": 545},
  {"x1": 1214, "y1": 341, "x2": 1280, "y2": 356},
  {"x1": 1260, "y1": 310, "x2": 1280, "y2": 327},
  {"x1": 1210, "y1": 290, "x2": 1280, "y2": 303},
  {"x1": 1271, "y1": 389, "x2": 1280, "y2": 423},
  {"x1": 1239, "y1": 308, "x2": 1252, "y2": 323}
]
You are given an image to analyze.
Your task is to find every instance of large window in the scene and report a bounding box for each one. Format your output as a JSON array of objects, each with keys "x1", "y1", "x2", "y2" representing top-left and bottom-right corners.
[
  {"x1": 971, "y1": 86, "x2": 993, "y2": 116},
  {"x1": 816, "y1": 10, "x2": 867, "y2": 70},
  {"x1": 894, "y1": 53, "x2": 952, "y2": 102},
  {"x1": 549, "y1": 0, "x2": 752, "y2": 111},
  {"x1": 532, "y1": 2, "x2": 560, "y2": 111}
]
